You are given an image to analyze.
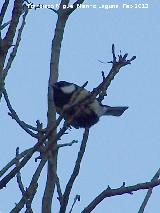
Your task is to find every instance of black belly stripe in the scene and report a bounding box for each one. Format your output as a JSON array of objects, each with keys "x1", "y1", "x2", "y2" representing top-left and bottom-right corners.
[{"x1": 65, "y1": 108, "x2": 99, "y2": 128}]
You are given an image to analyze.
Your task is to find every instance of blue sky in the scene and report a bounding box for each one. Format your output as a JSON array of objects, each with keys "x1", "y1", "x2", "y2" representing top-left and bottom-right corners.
[{"x1": 0, "y1": 0, "x2": 160, "y2": 212}]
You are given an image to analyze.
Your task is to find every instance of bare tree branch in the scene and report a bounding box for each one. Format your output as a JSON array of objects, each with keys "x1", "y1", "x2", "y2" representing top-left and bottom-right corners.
[
  {"x1": 2, "y1": 0, "x2": 23, "y2": 51},
  {"x1": 81, "y1": 180, "x2": 160, "y2": 213},
  {"x1": 48, "y1": 8, "x2": 58, "y2": 14},
  {"x1": 96, "y1": 71, "x2": 107, "y2": 102},
  {"x1": 56, "y1": 174, "x2": 63, "y2": 205},
  {"x1": 0, "y1": 0, "x2": 23, "y2": 101},
  {"x1": 0, "y1": 117, "x2": 66, "y2": 208},
  {"x1": 3, "y1": 88, "x2": 38, "y2": 138},
  {"x1": 25, "y1": 205, "x2": 33, "y2": 213},
  {"x1": 0, "y1": 0, "x2": 9, "y2": 52},
  {"x1": 62, "y1": 44, "x2": 136, "y2": 114},
  {"x1": 0, "y1": 119, "x2": 68, "y2": 190},
  {"x1": 138, "y1": 168, "x2": 160, "y2": 213},
  {"x1": 16, "y1": 147, "x2": 26, "y2": 195},
  {"x1": 42, "y1": 152, "x2": 58, "y2": 213},
  {"x1": 94, "y1": 44, "x2": 136, "y2": 101},
  {"x1": 69, "y1": 194, "x2": 80, "y2": 213},
  {"x1": 41, "y1": 122, "x2": 69, "y2": 212},
  {"x1": 0, "y1": 21, "x2": 11, "y2": 31},
  {"x1": 0, "y1": 147, "x2": 32, "y2": 178},
  {"x1": 10, "y1": 157, "x2": 47, "y2": 213},
  {"x1": 41, "y1": 123, "x2": 68, "y2": 212},
  {"x1": 15, "y1": 146, "x2": 35, "y2": 212},
  {"x1": 0, "y1": 0, "x2": 10, "y2": 28},
  {"x1": 0, "y1": 148, "x2": 36, "y2": 190},
  {"x1": 58, "y1": 140, "x2": 78, "y2": 148},
  {"x1": 42, "y1": 0, "x2": 72, "y2": 210},
  {"x1": 4, "y1": 4, "x2": 29, "y2": 77},
  {"x1": 59, "y1": 128, "x2": 89, "y2": 213}
]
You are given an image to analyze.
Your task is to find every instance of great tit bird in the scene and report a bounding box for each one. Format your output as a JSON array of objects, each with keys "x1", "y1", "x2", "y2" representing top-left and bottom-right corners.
[{"x1": 53, "y1": 81, "x2": 128, "y2": 128}]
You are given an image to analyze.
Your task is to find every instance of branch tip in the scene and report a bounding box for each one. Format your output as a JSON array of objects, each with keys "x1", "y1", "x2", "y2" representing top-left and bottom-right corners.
[
  {"x1": 101, "y1": 71, "x2": 105, "y2": 80},
  {"x1": 130, "y1": 55, "x2": 136, "y2": 61},
  {"x1": 123, "y1": 53, "x2": 128, "y2": 60},
  {"x1": 107, "y1": 185, "x2": 111, "y2": 190},
  {"x1": 121, "y1": 182, "x2": 126, "y2": 187},
  {"x1": 48, "y1": 8, "x2": 58, "y2": 14},
  {"x1": 112, "y1": 44, "x2": 116, "y2": 61}
]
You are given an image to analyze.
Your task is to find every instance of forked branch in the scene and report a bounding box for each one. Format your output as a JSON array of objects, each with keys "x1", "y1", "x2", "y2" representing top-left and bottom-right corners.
[
  {"x1": 82, "y1": 179, "x2": 160, "y2": 213},
  {"x1": 59, "y1": 128, "x2": 89, "y2": 213}
]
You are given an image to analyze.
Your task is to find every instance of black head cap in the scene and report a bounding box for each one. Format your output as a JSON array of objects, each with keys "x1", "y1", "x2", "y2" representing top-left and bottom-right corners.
[
  {"x1": 53, "y1": 81, "x2": 73, "y2": 88},
  {"x1": 53, "y1": 81, "x2": 76, "y2": 108}
]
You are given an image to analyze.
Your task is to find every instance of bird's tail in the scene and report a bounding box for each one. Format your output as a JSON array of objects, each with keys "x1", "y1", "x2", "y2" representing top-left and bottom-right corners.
[{"x1": 104, "y1": 106, "x2": 128, "y2": 116}]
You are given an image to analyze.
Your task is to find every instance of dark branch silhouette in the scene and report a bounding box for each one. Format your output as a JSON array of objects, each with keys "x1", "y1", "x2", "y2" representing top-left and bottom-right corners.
[
  {"x1": 59, "y1": 128, "x2": 89, "y2": 213},
  {"x1": 1, "y1": 1, "x2": 158, "y2": 213},
  {"x1": 138, "y1": 168, "x2": 160, "y2": 213},
  {"x1": 82, "y1": 179, "x2": 160, "y2": 213},
  {"x1": 0, "y1": 0, "x2": 24, "y2": 101},
  {"x1": 3, "y1": 88, "x2": 38, "y2": 138}
]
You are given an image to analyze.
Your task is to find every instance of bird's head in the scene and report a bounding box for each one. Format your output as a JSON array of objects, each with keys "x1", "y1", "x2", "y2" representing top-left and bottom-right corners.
[{"x1": 53, "y1": 81, "x2": 76, "y2": 94}]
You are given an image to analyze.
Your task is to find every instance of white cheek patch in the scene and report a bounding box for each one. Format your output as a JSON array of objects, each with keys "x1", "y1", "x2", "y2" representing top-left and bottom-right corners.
[
  {"x1": 90, "y1": 100, "x2": 105, "y2": 117},
  {"x1": 61, "y1": 85, "x2": 76, "y2": 93}
]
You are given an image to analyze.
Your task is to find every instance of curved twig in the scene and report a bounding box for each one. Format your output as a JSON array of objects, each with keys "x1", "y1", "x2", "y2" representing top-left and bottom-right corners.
[
  {"x1": 3, "y1": 88, "x2": 37, "y2": 138},
  {"x1": 59, "y1": 128, "x2": 89, "y2": 213},
  {"x1": 81, "y1": 179, "x2": 160, "y2": 213}
]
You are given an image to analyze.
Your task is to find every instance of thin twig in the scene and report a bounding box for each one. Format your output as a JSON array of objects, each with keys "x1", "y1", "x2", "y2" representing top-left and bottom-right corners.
[
  {"x1": 10, "y1": 157, "x2": 47, "y2": 213},
  {"x1": 69, "y1": 195, "x2": 80, "y2": 213},
  {"x1": 81, "y1": 179, "x2": 160, "y2": 213},
  {"x1": 25, "y1": 122, "x2": 45, "y2": 132},
  {"x1": 0, "y1": 0, "x2": 10, "y2": 27},
  {"x1": 58, "y1": 140, "x2": 78, "y2": 148},
  {"x1": 3, "y1": 88, "x2": 37, "y2": 138},
  {"x1": 63, "y1": 44, "x2": 136, "y2": 112},
  {"x1": 97, "y1": 71, "x2": 107, "y2": 102},
  {"x1": 3, "y1": 0, "x2": 23, "y2": 50},
  {"x1": 16, "y1": 147, "x2": 26, "y2": 195},
  {"x1": 25, "y1": 205, "x2": 33, "y2": 213},
  {"x1": 0, "y1": 147, "x2": 33, "y2": 177},
  {"x1": 59, "y1": 128, "x2": 90, "y2": 213},
  {"x1": 0, "y1": 148, "x2": 36, "y2": 190},
  {"x1": 0, "y1": 0, "x2": 24, "y2": 101},
  {"x1": 4, "y1": 5, "x2": 28, "y2": 76},
  {"x1": 138, "y1": 168, "x2": 160, "y2": 213},
  {"x1": 0, "y1": 119, "x2": 67, "y2": 190},
  {"x1": 0, "y1": 21, "x2": 11, "y2": 30},
  {"x1": 48, "y1": 8, "x2": 58, "y2": 14},
  {"x1": 94, "y1": 44, "x2": 136, "y2": 101},
  {"x1": 56, "y1": 174, "x2": 63, "y2": 204}
]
